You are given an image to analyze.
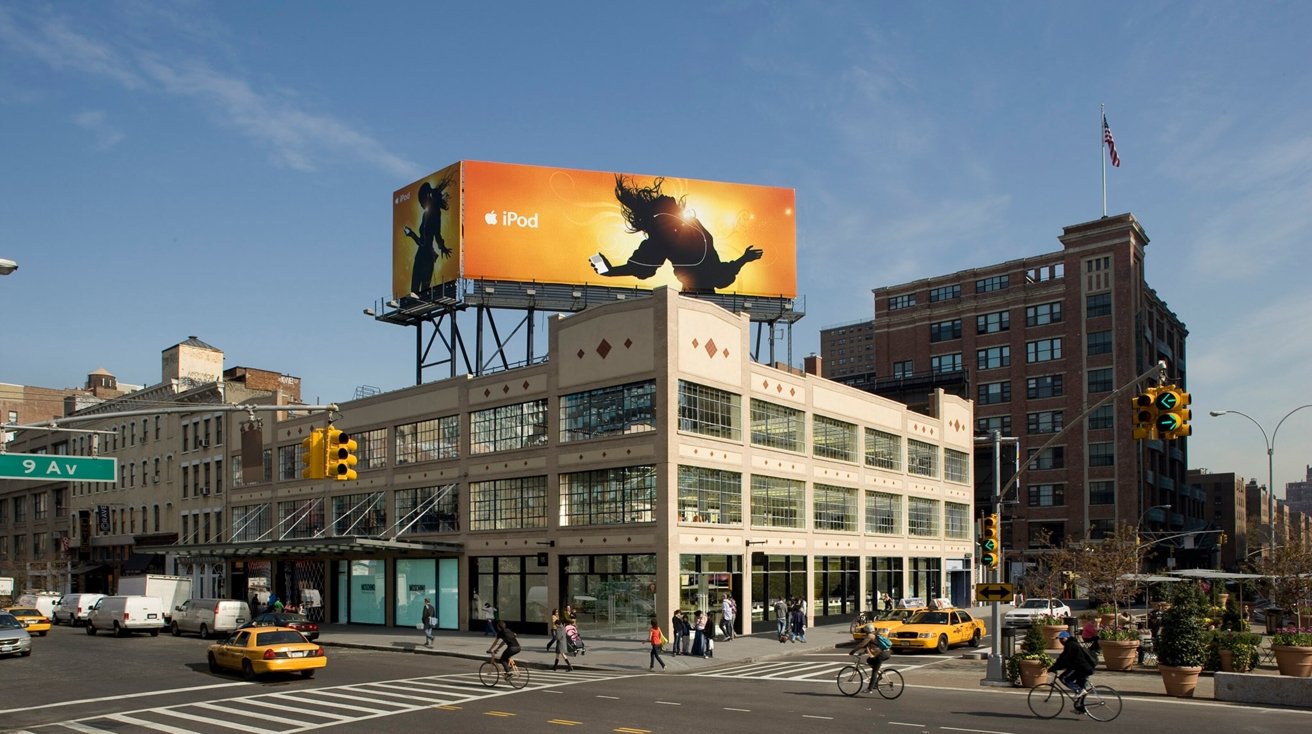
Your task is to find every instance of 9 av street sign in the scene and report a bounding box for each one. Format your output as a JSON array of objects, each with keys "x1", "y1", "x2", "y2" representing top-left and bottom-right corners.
[{"x1": 0, "y1": 453, "x2": 117, "y2": 482}]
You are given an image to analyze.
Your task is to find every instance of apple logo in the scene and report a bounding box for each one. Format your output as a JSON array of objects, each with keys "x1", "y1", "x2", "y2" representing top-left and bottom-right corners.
[{"x1": 484, "y1": 210, "x2": 498, "y2": 225}]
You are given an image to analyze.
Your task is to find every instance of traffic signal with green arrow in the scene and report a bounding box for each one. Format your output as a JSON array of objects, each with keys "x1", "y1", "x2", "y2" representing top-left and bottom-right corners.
[{"x1": 1154, "y1": 386, "x2": 1192, "y2": 440}]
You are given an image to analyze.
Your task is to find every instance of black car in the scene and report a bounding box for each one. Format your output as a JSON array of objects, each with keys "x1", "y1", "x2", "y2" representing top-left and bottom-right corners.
[{"x1": 242, "y1": 612, "x2": 319, "y2": 640}]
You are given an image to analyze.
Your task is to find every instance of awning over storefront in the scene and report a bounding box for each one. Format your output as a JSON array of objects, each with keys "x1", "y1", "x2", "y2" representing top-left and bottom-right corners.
[
  {"x1": 122, "y1": 553, "x2": 161, "y2": 573},
  {"x1": 139, "y1": 536, "x2": 463, "y2": 559},
  {"x1": 71, "y1": 563, "x2": 108, "y2": 575}
]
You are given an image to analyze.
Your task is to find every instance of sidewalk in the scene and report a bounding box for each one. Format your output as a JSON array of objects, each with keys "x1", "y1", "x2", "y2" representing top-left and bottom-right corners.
[{"x1": 314, "y1": 622, "x2": 1288, "y2": 701}]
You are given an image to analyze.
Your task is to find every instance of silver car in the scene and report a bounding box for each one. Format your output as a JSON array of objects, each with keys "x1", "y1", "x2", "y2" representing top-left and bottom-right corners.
[{"x1": 0, "y1": 612, "x2": 34, "y2": 658}]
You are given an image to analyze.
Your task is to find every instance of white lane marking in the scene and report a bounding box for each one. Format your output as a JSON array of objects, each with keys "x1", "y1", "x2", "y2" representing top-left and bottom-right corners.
[
  {"x1": 596, "y1": 694, "x2": 621, "y2": 699},
  {"x1": 655, "y1": 701, "x2": 681, "y2": 705},
  {"x1": 888, "y1": 722, "x2": 926, "y2": 727},
  {"x1": 59, "y1": 724, "x2": 114, "y2": 734},
  {"x1": 216, "y1": 697, "x2": 354, "y2": 721},
  {"x1": 941, "y1": 727, "x2": 1015, "y2": 733},
  {"x1": 151, "y1": 708, "x2": 267, "y2": 734},
  {"x1": 285, "y1": 689, "x2": 402, "y2": 712},
  {"x1": 105, "y1": 712, "x2": 203, "y2": 734},
  {"x1": 802, "y1": 714, "x2": 834, "y2": 720},
  {"x1": 4, "y1": 682, "x2": 251, "y2": 714},
  {"x1": 724, "y1": 707, "x2": 751, "y2": 712}
]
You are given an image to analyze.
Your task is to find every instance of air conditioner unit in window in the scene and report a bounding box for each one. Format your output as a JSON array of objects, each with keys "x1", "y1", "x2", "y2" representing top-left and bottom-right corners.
[{"x1": 200, "y1": 486, "x2": 210, "y2": 496}]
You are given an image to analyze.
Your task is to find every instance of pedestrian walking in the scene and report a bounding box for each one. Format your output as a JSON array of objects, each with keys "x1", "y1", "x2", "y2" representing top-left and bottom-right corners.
[
  {"x1": 649, "y1": 618, "x2": 667, "y2": 671},
  {"x1": 482, "y1": 601, "x2": 497, "y2": 636},
  {"x1": 774, "y1": 597, "x2": 788, "y2": 641},
  {"x1": 546, "y1": 608, "x2": 560, "y2": 651},
  {"x1": 720, "y1": 594, "x2": 737, "y2": 640},
  {"x1": 790, "y1": 598, "x2": 806, "y2": 642},
  {"x1": 551, "y1": 618, "x2": 573, "y2": 671},
  {"x1": 421, "y1": 598, "x2": 436, "y2": 647}
]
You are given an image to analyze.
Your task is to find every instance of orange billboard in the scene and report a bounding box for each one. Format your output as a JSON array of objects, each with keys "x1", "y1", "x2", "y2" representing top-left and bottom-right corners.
[
  {"x1": 392, "y1": 161, "x2": 795, "y2": 300},
  {"x1": 392, "y1": 161, "x2": 461, "y2": 299}
]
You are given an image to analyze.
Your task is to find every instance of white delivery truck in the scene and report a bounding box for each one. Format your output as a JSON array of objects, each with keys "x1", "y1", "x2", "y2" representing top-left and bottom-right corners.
[
  {"x1": 116, "y1": 575, "x2": 193, "y2": 624},
  {"x1": 17, "y1": 591, "x2": 63, "y2": 620}
]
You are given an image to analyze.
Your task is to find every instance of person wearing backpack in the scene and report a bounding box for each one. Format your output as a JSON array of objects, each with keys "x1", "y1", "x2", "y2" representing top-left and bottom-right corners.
[{"x1": 850, "y1": 626, "x2": 893, "y2": 692}]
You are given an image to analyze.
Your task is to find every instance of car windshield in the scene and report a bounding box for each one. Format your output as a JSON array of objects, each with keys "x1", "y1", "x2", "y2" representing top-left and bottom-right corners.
[
  {"x1": 1019, "y1": 600, "x2": 1052, "y2": 609},
  {"x1": 0, "y1": 614, "x2": 23, "y2": 630},
  {"x1": 910, "y1": 612, "x2": 950, "y2": 625},
  {"x1": 874, "y1": 610, "x2": 906, "y2": 621},
  {"x1": 256, "y1": 630, "x2": 308, "y2": 646}
]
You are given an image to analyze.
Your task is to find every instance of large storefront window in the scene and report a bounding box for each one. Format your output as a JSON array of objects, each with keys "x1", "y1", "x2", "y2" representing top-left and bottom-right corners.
[
  {"x1": 342, "y1": 558, "x2": 386, "y2": 625},
  {"x1": 677, "y1": 465, "x2": 743, "y2": 525},
  {"x1": 396, "y1": 559, "x2": 436, "y2": 630},
  {"x1": 559, "y1": 466, "x2": 656, "y2": 526},
  {"x1": 750, "y1": 554, "x2": 807, "y2": 624},
  {"x1": 867, "y1": 556, "x2": 904, "y2": 609},
  {"x1": 813, "y1": 555, "x2": 858, "y2": 620},
  {"x1": 678, "y1": 554, "x2": 742, "y2": 632},
  {"x1": 908, "y1": 557, "x2": 943, "y2": 602},
  {"x1": 563, "y1": 553, "x2": 656, "y2": 640},
  {"x1": 750, "y1": 475, "x2": 804, "y2": 529},
  {"x1": 469, "y1": 476, "x2": 547, "y2": 530},
  {"x1": 472, "y1": 555, "x2": 549, "y2": 634},
  {"x1": 560, "y1": 380, "x2": 656, "y2": 442}
]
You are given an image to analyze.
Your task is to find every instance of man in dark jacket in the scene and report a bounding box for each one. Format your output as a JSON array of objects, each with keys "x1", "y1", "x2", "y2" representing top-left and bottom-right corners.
[{"x1": 1050, "y1": 631, "x2": 1097, "y2": 712}]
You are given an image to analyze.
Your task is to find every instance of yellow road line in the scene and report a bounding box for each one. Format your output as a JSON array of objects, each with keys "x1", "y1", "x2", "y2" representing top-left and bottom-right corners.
[
  {"x1": 485, "y1": 711, "x2": 517, "y2": 717},
  {"x1": 614, "y1": 728, "x2": 651, "y2": 733},
  {"x1": 548, "y1": 720, "x2": 583, "y2": 726},
  {"x1": 434, "y1": 705, "x2": 461, "y2": 711}
]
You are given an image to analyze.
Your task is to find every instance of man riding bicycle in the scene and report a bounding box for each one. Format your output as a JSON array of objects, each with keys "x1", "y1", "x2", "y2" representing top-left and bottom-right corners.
[
  {"x1": 1050, "y1": 630, "x2": 1097, "y2": 713},
  {"x1": 849, "y1": 624, "x2": 892, "y2": 692},
  {"x1": 487, "y1": 620, "x2": 522, "y2": 678}
]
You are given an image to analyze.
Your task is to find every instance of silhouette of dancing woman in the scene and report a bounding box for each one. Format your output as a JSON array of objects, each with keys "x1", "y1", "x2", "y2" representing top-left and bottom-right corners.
[
  {"x1": 403, "y1": 178, "x2": 453, "y2": 295},
  {"x1": 590, "y1": 175, "x2": 762, "y2": 293}
]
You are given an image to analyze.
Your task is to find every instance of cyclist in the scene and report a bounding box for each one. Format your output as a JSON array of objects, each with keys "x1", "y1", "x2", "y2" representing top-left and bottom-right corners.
[
  {"x1": 849, "y1": 624, "x2": 892, "y2": 692},
  {"x1": 487, "y1": 620, "x2": 522, "y2": 678},
  {"x1": 1050, "y1": 630, "x2": 1097, "y2": 713}
]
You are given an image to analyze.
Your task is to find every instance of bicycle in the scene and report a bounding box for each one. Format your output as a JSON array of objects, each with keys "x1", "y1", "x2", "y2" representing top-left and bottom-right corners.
[
  {"x1": 1026, "y1": 675, "x2": 1122, "y2": 721},
  {"x1": 479, "y1": 655, "x2": 530, "y2": 689},
  {"x1": 836, "y1": 662, "x2": 904, "y2": 699}
]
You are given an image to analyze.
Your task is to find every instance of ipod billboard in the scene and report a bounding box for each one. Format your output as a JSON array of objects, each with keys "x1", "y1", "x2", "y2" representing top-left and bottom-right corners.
[{"x1": 392, "y1": 161, "x2": 796, "y2": 300}]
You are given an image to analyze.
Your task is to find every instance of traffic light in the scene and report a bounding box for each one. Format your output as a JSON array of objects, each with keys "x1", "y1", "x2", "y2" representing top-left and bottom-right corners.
[
  {"x1": 325, "y1": 425, "x2": 358, "y2": 481},
  {"x1": 980, "y1": 514, "x2": 1001, "y2": 569},
  {"x1": 300, "y1": 428, "x2": 325, "y2": 480},
  {"x1": 1131, "y1": 387, "x2": 1160, "y2": 440},
  {"x1": 1154, "y1": 386, "x2": 1192, "y2": 440}
]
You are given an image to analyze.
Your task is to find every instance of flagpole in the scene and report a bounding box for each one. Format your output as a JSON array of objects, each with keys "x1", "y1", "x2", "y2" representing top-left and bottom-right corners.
[{"x1": 1101, "y1": 103, "x2": 1107, "y2": 217}]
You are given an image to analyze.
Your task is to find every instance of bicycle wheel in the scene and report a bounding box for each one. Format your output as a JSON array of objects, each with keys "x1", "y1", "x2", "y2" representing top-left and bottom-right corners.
[
  {"x1": 508, "y1": 662, "x2": 530, "y2": 689},
  {"x1": 836, "y1": 664, "x2": 865, "y2": 697},
  {"x1": 873, "y1": 669, "x2": 905, "y2": 700},
  {"x1": 478, "y1": 661, "x2": 501, "y2": 687},
  {"x1": 1081, "y1": 684, "x2": 1123, "y2": 722},
  {"x1": 1027, "y1": 683, "x2": 1065, "y2": 719}
]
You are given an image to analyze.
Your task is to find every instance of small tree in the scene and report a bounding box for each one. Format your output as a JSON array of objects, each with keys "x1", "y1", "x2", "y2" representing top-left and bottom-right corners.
[
  {"x1": 1006, "y1": 622, "x2": 1055, "y2": 684},
  {"x1": 1081, "y1": 523, "x2": 1148, "y2": 616},
  {"x1": 1251, "y1": 537, "x2": 1312, "y2": 627},
  {"x1": 1017, "y1": 528, "x2": 1082, "y2": 607},
  {"x1": 1158, "y1": 581, "x2": 1209, "y2": 667}
]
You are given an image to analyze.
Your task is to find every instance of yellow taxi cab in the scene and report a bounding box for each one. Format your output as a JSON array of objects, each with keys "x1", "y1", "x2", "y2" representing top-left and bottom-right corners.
[
  {"x1": 207, "y1": 626, "x2": 326, "y2": 680},
  {"x1": 849, "y1": 607, "x2": 931, "y2": 640},
  {"x1": 3, "y1": 607, "x2": 52, "y2": 637},
  {"x1": 887, "y1": 608, "x2": 986, "y2": 653}
]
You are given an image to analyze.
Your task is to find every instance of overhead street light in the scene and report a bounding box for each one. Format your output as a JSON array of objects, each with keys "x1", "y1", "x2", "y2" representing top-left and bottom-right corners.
[
  {"x1": 1210, "y1": 405, "x2": 1312, "y2": 550},
  {"x1": 0, "y1": 258, "x2": 17, "y2": 275}
]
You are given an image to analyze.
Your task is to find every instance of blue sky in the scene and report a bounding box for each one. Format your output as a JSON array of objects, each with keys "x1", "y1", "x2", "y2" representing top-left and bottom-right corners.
[{"x1": 2, "y1": 1, "x2": 1311, "y2": 495}]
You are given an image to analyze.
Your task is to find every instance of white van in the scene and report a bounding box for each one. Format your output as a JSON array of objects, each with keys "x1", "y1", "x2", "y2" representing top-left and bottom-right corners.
[
  {"x1": 16, "y1": 592, "x2": 61, "y2": 620},
  {"x1": 171, "y1": 598, "x2": 251, "y2": 639},
  {"x1": 52, "y1": 593, "x2": 106, "y2": 626},
  {"x1": 85, "y1": 595, "x2": 165, "y2": 637}
]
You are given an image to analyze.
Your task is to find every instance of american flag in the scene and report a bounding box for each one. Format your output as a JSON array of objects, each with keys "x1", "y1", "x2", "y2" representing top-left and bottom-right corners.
[{"x1": 1103, "y1": 115, "x2": 1120, "y2": 167}]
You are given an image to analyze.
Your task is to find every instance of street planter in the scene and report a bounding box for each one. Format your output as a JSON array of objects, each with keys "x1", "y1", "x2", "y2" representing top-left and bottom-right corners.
[
  {"x1": 1017, "y1": 658, "x2": 1049, "y2": 688},
  {"x1": 1273, "y1": 645, "x2": 1312, "y2": 677},
  {"x1": 1100, "y1": 638, "x2": 1140, "y2": 671},
  {"x1": 1158, "y1": 664, "x2": 1203, "y2": 697},
  {"x1": 1040, "y1": 624, "x2": 1067, "y2": 650}
]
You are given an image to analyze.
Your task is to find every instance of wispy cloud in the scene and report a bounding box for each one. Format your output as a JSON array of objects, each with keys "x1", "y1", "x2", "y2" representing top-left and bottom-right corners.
[
  {"x1": 0, "y1": 5, "x2": 415, "y2": 178},
  {"x1": 71, "y1": 110, "x2": 126, "y2": 150}
]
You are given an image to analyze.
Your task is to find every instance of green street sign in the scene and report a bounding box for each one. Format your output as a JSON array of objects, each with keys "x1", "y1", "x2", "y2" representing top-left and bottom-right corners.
[{"x1": 0, "y1": 453, "x2": 117, "y2": 482}]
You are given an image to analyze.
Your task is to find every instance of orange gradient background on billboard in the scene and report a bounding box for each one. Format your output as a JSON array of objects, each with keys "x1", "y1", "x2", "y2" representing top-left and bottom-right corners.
[
  {"x1": 461, "y1": 160, "x2": 796, "y2": 298},
  {"x1": 392, "y1": 161, "x2": 462, "y2": 299}
]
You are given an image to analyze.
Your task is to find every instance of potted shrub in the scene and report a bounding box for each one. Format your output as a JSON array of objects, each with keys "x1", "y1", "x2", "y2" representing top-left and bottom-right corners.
[
  {"x1": 1097, "y1": 604, "x2": 1117, "y2": 627},
  {"x1": 1007, "y1": 624, "x2": 1055, "y2": 688},
  {"x1": 1157, "y1": 581, "x2": 1209, "y2": 697},
  {"x1": 1098, "y1": 625, "x2": 1140, "y2": 671},
  {"x1": 1208, "y1": 631, "x2": 1261, "y2": 672},
  {"x1": 1036, "y1": 614, "x2": 1068, "y2": 649},
  {"x1": 1271, "y1": 626, "x2": 1312, "y2": 677}
]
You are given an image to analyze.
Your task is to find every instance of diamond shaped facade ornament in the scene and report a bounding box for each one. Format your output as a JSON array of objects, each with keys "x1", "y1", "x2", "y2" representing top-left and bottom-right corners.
[
  {"x1": 597, "y1": 339, "x2": 612, "y2": 358},
  {"x1": 704, "y1": 338, "x2": 718, "y2": 358}
]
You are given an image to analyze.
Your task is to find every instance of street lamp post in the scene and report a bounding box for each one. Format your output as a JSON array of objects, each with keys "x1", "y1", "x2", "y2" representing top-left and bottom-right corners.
[{"x1": 1210, "y1": 405, "x2": 1312, "y2": 550}]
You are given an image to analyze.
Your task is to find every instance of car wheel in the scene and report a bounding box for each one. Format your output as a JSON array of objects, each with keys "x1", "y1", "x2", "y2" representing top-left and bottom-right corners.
[
  {"x1": 171, "y1": 622, "x2": 181, "y2": 637},
  {"x1": 300, "y1": 669, "x2": 316, "y2": 679},
  {"x1": 241, "y1": 659, "x2": 256, "y2": 681},
  {"x1": 199, "y1": 624, "x2": 210, "y2": 640},
  {"x1": 114, "y1": 622, "x2": 125, "y2": 638},
  {"x1": 21, "y1": 649, "x2": 32, "y2": 657},
  {"x1": 39, "y1": 630, "x2": 48, "y2": 637},
  {"x1": 86, "y1": 623, "x2": 97, "y2": 636},
  {"x1": 970, "y1": 630, "x2": 981, "y2": 648},
  {"x1": 208, "y1": 653, "x2": 221, "y2": 674},
  {"x1": 936, "y1": 635, "x2": 949, "y2": 654},
  {"x1": 150, "y1": 628, "x2": 159, "y2": 637}
]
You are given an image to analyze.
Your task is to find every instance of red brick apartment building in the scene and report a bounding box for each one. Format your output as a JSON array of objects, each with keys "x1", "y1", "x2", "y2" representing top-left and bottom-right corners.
[{"x1": 823, "y1": 213, "x2": 1207, "y2": 575}]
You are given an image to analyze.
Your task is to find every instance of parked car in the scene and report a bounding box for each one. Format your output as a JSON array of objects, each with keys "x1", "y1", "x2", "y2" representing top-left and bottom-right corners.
[
  {"x1": 889, "y1": 608, "x2": 986, "y2": 653},
  {"x1": 85, "y1": 595, "x2": 165, "y2": 637},
  {"x1": 0, "y1": 612, "x2": 33, "y2": 658},
  {"x1": 3, "y1": 607, "x2": 52, "y2": 636},
  {"x1": 207, "y1": 627, "x2": 326, "y2": 680},
  {"x1": 243, "y1": 612, "x2": 319, "y2": 640},
  {"x1": 1004, "y1": 598, "x2": 1072, "y2": 627},
  {"x1": 172, "y1": 598, "x2": 251, "y2": 639},
  {"x1": 52, "y1": 593, "x2": 106, "y2": 626}
]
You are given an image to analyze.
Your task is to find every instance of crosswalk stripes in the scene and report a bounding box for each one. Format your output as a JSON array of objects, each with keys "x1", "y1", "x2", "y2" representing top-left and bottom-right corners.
[
  {"x1": 22, "y1": 670, "x2": 632, "y2": 734},
  {"x1": 692, "y1": 659, "x2": 938, "y2": 683}
]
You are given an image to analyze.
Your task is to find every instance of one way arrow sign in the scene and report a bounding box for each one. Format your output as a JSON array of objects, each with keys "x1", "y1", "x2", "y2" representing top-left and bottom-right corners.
[{"x1": 975, "y1": 582, "x2": 1014, "y2": 603}]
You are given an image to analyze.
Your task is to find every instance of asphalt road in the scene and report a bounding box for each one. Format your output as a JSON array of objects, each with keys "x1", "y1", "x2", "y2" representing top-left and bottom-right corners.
[{"x1": 5, "y1": 624, "x2": 1308, "y2": 734}]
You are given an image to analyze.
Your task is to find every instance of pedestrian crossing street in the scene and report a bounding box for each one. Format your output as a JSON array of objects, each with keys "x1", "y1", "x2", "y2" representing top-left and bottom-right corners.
[
  {"x1": 13, "y1": 670, "x2": 631, "y2": 734},
  {"x1": 690, "y1": 658, "x2": 944, "y2": 682}
]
